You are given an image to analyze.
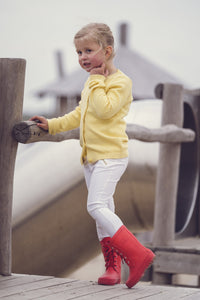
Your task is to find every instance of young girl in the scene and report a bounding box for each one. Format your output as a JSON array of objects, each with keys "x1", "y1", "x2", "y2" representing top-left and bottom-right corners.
[{"x1": 31, "y1": 23, "x2": 154, "y2": 288}]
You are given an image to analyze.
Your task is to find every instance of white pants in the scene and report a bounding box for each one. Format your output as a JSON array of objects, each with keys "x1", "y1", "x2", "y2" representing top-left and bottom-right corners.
[{"x1": 83, "y1": 158, "x2": 128, "y2": 241}]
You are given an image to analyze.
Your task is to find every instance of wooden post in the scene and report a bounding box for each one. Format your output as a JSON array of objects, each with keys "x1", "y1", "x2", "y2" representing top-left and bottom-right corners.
[
  {"x1": 119, "y1": 23, "x2": 129, "y2": 47},
  {"x1": 55, "y1": 51, "x2": 68, "y2": 115},
  {"x1": 153, "y1": 83, "x2": 184, "y2": 247},
  {"x1": 0, "y1": 58, "x2": 26, "y2": 275},
  {"x1": 55, "y1": 50, "x2": 66, "y2": 79}
]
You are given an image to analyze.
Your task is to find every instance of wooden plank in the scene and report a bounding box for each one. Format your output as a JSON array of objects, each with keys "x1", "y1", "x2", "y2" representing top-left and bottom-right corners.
[
  {"x1": 0, "y1": 279, "x2": 92, "y2": 300},
  {"x1": 0, "y1": 275, "x2": 76, "y2": 297},
  {"x1": 1, "y1": 275, "x2": 200, "y2": 300},
  {"x1": 3, "y1": 282, "x2": 161, "y2": 300},
  {"x1": 16, "y1": 281, "x2": 93, "y2": 300},
  {"x1": 138, "y1": 283, "x2": 200, "y2": 300},
  {"x1": 148, "y1": 237, "x2": 200, "y2": 253},
  {"x1": 72, "y1": 283, "x2": 162, "y2": 300},
  {"x1": 27, "y1": 282, "x2": 113, "y2": 300},
  {"x1": 173, "y1": 237, "x2": 200, "y2": 251},
  {"x1": 0, "y1": 275, "x2": 18, "y2": 282},
  {"x1": 154, "y1": 251, "x2": 200, "y2": 275},
  {"x1": 27, "y1": 281, "x2": 200, "y2": 300},
  {"x1": 0, "y1": 274, "x2": 53, "y2": 289}
]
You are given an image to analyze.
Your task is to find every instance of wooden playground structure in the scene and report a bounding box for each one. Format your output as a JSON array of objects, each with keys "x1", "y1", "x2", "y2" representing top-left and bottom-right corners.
[{"x1": 1, "y1": 57, "x2": 200, "y2": 297}]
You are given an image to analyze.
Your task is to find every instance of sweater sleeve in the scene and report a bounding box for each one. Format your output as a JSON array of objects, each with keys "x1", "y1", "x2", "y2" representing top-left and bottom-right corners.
[
  {"x1": 88, "y1": 74, "x2": 132, "y2": 119},
  {"x1": 48, "y1": 104, "x2": 81, "y2": 135}
]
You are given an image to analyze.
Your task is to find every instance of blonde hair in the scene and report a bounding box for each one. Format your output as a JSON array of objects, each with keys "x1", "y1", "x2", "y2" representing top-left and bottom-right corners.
[{"x1": 74, "y1": 23, "x2": 115, "y2": 58}]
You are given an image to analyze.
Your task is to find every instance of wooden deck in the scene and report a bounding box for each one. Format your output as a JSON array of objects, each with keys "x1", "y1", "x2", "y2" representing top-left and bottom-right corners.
[{"x1": 1, "y1": 274, "x2": 200, "y2": 299}]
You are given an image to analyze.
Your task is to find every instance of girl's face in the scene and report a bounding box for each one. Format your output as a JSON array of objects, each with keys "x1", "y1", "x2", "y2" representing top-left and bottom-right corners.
[{"x1": 75, "y1": 38, "x2": 107, "y2": 72}]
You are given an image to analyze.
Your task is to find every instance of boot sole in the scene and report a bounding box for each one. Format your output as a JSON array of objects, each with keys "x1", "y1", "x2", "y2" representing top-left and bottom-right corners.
[{"x1": 126, "y1": 251, "x2": 155, "y2": 288}]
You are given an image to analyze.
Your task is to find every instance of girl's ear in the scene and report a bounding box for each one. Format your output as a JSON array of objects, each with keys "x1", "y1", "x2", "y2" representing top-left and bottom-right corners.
[{"x1": 105, "y1": 46, "x2": 113, "y2": 59}]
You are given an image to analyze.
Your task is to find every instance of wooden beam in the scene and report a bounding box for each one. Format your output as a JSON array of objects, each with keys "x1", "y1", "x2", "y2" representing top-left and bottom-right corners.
[
  {"x1": 12, "y1": 121, "x2": 195, "y2": 144},
  {"x1": 154, "y1": 251, "x2": 200, "y2": 275},
  {"x1": 12, "y1": 121, "x2": 79, "y2": 143},
  {"x1": 0, "y1": 58, "x2": 26, "y2": 275},
  {"x1": 127, "y1": 123, "x2": 195, "y2": 143}
]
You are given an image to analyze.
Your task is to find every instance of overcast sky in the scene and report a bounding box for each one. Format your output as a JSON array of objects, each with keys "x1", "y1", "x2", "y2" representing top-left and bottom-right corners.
[{"x1": 0, "y1": 0, "x2": 199, "y2": 114}]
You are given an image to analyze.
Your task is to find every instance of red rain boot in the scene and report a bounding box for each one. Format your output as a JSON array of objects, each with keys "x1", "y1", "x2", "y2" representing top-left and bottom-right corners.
[
  {"x1": 98, "y1": 237, "x2": 121, "y2": 285},
  {"x1": 110, "y1": 225, "x2": 155, "y2": 288}
]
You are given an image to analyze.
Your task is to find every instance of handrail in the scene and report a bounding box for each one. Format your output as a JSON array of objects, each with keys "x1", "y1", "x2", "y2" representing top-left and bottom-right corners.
[{"x1": 13, "y1": 121, "x2": 195, "y2": 144}]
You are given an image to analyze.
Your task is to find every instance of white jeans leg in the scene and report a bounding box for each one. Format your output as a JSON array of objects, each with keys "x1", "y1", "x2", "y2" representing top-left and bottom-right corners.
[
  {"x1": 84, "y1": 158, "x2": 128, "y2": 240},
  {"x1": 95, "y1": 195, "x2": 115, "y2": 241},
  {"x1": 84, "y1": 162, "x2": 115, "y2": 240}
]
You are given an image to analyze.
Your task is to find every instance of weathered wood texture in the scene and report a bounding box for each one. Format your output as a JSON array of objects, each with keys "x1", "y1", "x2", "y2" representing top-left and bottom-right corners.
[
  {"x1": 13, "y1": 121, "x2": 79, "y2": 143},
  {"x1": 0, "y1": 58, "x2": 26, "y2": 275},
  {"x1": 13, "y1": 121, "x2": 195, "y2": 144},
  {"x1": 147, "y1": 237, "x2": 200, "y2": 286},
  {"x1": 127, "y1": 123, "x2": 194, "y2": 143},
  {"x1": 153, "y1": 83, "x2": 185, "y2": 247},
  {"x1": 154, "y1": 251, "x2": 200, "y2": 275},
  {"x1": 1, "y1": 274, "x2": 200, "y2": 299}
]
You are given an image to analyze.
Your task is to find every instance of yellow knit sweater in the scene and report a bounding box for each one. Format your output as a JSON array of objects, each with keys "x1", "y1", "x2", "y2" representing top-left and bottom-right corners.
[{"x1": 48, "y1": 69, "x2": 133, "y2": 164}]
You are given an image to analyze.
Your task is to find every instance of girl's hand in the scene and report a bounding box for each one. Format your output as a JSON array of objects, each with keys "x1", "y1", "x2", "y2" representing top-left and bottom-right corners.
[
  {"x1": 29, "y1": 115, "x2": 49, "y2": 131},
  {"x1": 90, "y1": 63, "x2": 109, "y2": 77}
]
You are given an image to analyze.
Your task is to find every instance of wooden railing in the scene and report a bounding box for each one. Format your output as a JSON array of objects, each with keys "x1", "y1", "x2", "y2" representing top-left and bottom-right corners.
[{"x1": 12, "y1": 83, "x2": 195, "y2": 249}]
